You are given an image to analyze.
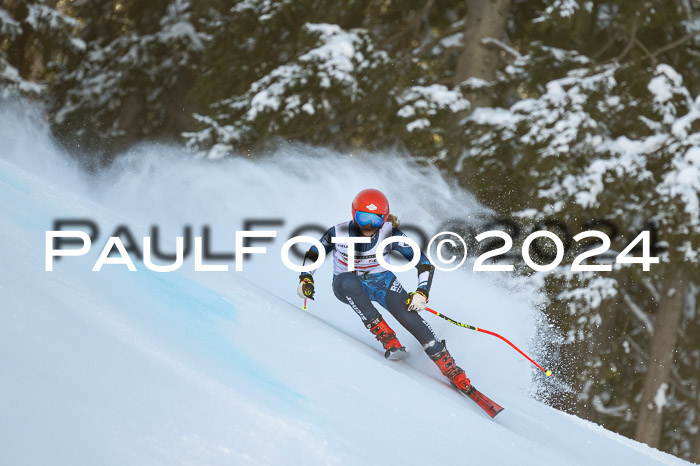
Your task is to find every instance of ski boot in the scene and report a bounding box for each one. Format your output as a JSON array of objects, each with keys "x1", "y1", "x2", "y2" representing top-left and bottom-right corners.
[
  {"x1": 431, "y1": 341, "x2": 471, "y2": 390},
  {"x1": 367, "y1": 316, "x2": 408, "y2": 360}
]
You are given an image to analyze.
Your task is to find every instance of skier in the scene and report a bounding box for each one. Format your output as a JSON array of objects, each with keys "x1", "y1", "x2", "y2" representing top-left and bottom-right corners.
[{"x1": 297, "y1": 188, "x2": 471, "y2": 391}]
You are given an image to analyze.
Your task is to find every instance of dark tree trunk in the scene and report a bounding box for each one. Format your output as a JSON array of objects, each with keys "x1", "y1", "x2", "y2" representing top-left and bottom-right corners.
[
  {"x1": 634, "y1": 270, "x2": 685, "y2": 448},
  {"x1": 694, "y1": 416, "x2": 700, "y2": 463},
  {"x1": 692, "y1": 287, "x2": 700, "y2": 464},
  {"x1": 7, "y1": 1, "x2": 31, "y2": 78},
  {"x1": 453, "y1": 0, "x2": 511, "y2": 106}
]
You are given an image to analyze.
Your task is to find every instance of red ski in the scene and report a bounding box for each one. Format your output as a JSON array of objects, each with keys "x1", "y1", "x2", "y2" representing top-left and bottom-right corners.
[{"x1": 457, "y1": 385, "x2": 504, "y2": 418}]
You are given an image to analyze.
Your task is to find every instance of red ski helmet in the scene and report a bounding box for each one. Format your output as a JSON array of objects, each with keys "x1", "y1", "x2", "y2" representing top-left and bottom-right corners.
[{"x1": 352, "y1": 189, "x2": 389, "y2": 227}]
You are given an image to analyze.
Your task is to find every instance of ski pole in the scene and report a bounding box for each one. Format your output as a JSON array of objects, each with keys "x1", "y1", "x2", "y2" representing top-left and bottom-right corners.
[
  {"x1": 425, "y1": 307, "x2": 552, "y2": 377},
  {"x1": 302, "y1": 297, "x2": 309, "y2": 311}
]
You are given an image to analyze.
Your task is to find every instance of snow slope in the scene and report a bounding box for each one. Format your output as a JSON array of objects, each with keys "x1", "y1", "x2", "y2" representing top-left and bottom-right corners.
[{"x1": 0, "y1": 103, "x2": 690, "y2": 465}]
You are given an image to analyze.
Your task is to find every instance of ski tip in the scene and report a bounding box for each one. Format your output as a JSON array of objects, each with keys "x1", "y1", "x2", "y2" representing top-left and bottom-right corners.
[{"x1": 384, "y1": 347, "x2": 409, "y2": 361}]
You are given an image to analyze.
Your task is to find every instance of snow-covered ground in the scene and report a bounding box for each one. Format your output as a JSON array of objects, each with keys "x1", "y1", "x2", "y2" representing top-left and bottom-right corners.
[{"x1": 0, "y1": 102, "x2": 690, "y2": 465}]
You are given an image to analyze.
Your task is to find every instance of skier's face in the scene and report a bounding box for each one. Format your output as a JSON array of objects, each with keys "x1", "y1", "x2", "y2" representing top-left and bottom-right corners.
[{"x1": 359, "y1": 223, "x2": 379, "y2": 236}]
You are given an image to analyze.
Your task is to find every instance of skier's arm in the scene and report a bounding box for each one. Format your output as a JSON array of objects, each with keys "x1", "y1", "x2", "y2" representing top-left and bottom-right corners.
[
  {"x1": 297, "y1": 226, "x2": 336, "y2": 299},
  {"x1": 391, "y1": 227, "x2": 434, "y2": 310},
  {"x1": 415, "y1": 262, "x2": 435, "y2": 296},
  {"x1": 301, "y1": 226, "x2": 335, "y2": 275}
]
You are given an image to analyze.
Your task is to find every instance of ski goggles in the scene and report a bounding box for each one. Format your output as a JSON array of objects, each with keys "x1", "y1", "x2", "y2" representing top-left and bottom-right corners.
[{"x1": 354, "y1": 210, "x2": 385, "y2": 228}]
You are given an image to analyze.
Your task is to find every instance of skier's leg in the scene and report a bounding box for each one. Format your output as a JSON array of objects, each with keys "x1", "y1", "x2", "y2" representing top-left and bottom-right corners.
[
  {"x1": 430, "y1": 342, "x2": 471, "y2": 390},
  {"x1": 332, "y1": 272, "x2": 381, "y2": 325},
  {"x1": 382, "y1": 276, "x2": 471, "y2": 388},
  {"x1": 333, "y1": 272, "x2": 405, "y2": 355},
  {"x1": 383, "y1": 276, "x2": 444, "y2": 357}
]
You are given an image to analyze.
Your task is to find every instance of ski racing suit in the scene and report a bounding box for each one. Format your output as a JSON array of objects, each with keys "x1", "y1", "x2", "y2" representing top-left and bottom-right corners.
[{"x1": 302, "y1": 220, "x2": 444, "y2": 358}]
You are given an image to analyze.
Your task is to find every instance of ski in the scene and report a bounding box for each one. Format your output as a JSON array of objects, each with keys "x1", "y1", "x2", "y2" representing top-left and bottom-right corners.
[
  {"x1": 297, "y1": 301, "x2": 504, "y2": 417},
  {"x1": 457, "y1": 385, "x2": 504, "y2": 418},
  {"x1": 384, "y1": 346, "x2": 409, "y2": 360}
]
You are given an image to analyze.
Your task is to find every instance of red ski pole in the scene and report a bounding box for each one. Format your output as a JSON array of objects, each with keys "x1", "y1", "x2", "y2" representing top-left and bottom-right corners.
[{"x1": 425, "y1": 307, "x2": 552, "y2": 377}]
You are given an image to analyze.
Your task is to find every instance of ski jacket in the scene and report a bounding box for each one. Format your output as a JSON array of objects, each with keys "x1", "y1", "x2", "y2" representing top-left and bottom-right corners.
[{"x1": 303, "y1": 220, "x2": 435, "y2": 294}]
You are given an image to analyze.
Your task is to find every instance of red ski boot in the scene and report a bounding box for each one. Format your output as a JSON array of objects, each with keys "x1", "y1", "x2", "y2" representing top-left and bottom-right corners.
[
  {"x1": 431, "y1": 342, "x2": 471, "y2": 390},
  {"x1": 367, "y1": 316, "x2": 408, "y2": 360}
]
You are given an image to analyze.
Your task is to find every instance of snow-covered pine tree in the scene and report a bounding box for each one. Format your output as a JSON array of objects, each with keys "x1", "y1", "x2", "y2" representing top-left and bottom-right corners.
[
  {"x1": 458, "y1": 54, "x2": 699, "y2": 461},
  {"x1": 50, "y1": 0, "x2": 207, "y2": 159},
  {"x1": 184, "y1": 21, "x2": 396, "y2": 158},
  {"x1": 0, "y1": 0, "x2": 83, "y2": 98},
  {"x1": 443, "y1": 3, "x2": 699, "y2": 457},
  {"x1": 184, "y1": 0, "x2": 473, "y2": 159}
]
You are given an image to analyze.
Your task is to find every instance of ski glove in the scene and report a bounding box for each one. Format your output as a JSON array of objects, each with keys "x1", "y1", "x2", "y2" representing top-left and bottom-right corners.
[
  {"x1": 297, "y1": 273, "x2": 315, "y2": 300},
  {"x1": 406, "y1": 289, "x2": 428, "y2": 312}
]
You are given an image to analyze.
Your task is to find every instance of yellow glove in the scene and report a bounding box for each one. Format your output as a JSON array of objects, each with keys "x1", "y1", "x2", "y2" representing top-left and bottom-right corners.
[{"x1": 297, "y1": 274, "x2": 315, "y2": 300}]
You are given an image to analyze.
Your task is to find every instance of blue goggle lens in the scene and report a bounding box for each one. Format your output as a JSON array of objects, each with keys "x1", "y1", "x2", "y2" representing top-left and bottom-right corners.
[{"x1": 355, "y1": 211, "x2": 385, "y2": 228}]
